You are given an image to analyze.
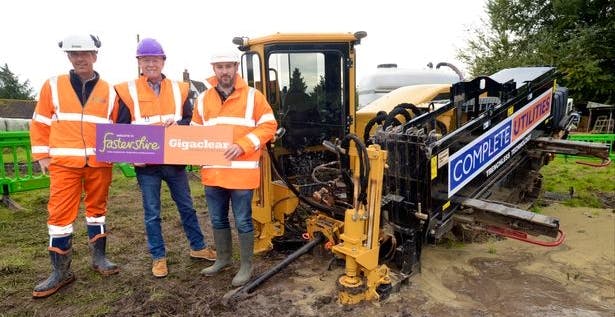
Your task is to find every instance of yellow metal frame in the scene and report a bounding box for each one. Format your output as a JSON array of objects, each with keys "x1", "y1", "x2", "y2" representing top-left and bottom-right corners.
[
  {"x1": 331, "y1": 144, "x2": 391, "y2": 304},
  {"x1": 252, "y1": 144, "x2": 299, "y2": 253},
  {"x1": 306, "y1": 214, "x2": 344, "y2": 247}
]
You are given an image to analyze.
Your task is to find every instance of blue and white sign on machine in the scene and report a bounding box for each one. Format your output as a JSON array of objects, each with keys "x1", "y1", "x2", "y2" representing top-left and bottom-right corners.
[{"x1": 447, "y1": 89, "x2": 552, "y2": 197}]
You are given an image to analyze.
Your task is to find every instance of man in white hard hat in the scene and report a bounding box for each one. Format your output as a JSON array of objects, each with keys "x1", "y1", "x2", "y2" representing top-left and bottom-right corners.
[
  {"x1": 30, "y1": 34, "x2": 120, "y2": 298},
  {"x1": 114, "y1": 38, "x2": 216, "y2": 278},
  {"x1": 191, "y1": 50, "x2": 277, "y2": 286}
]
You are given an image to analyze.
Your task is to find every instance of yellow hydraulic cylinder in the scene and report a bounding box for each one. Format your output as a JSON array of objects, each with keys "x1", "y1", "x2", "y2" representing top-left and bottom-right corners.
[{"x1": 332, "y1": 144, "x2": 390, "y2": 304}]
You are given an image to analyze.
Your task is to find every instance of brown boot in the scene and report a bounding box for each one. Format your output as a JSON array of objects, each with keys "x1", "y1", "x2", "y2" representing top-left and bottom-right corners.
[
  {"x1": 152, "y1": 258, "x2": 168, "y2": 278},
  {"x1": 189, "y1": 246, "x2": 217, "y2": 261}
]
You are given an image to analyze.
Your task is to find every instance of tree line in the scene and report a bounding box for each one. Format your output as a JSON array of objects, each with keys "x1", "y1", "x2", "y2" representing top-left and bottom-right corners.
[
  {"x1": 0, "y1": 63, "x2": 34, "y2": 100},
  {"x1": 458, "y1": 0, "x2": 614, "y2": 104}
]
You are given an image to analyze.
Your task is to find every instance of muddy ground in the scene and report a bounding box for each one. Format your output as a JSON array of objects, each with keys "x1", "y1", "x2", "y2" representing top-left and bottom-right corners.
[
  {"x1": 3, "y1": 194, "x2": 613, "y2": 317},
  {"x1": 214, "y1": 204, "x2": 615, "y2": 317}
]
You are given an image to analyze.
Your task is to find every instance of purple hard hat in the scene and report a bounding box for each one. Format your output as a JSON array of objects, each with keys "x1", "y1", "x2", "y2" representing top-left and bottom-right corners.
[{"x1": 136, "y1": 38, "x2": 166, "y2": 59}]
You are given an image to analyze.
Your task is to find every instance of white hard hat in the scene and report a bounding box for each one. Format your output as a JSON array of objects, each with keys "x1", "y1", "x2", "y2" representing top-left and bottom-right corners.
[
  {"x1": 210, "y1": 51, "x2": 240, "y2": 64},
  {"x1": 58, "y1": 34, "x2": 101, "y2": 52}
]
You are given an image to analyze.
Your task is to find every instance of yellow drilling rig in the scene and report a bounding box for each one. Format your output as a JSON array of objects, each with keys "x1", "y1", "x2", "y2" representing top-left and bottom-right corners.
[{"x1": 220, "y1": 31, "x2": 610, "y2": 305}]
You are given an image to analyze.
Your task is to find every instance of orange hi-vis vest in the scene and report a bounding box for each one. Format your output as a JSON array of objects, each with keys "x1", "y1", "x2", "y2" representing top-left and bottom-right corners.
[
  {"x1": 114, "y1": 76, "x2": 189, "y2": 125},
  {"x1": 191, "y1": 76, "x2": 277, "y2": 189},
  {"x1": 30, "y1": 74, "x2": 116, "y2": 168}
]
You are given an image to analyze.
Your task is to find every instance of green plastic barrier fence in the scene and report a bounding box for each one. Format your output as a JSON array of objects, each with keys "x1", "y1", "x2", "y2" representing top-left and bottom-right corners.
[
  {"x1": 567, "y1": 133, "x2": 615, "y2": 160},
  {"x1": 116, "y1": 162, "x2": 137, "y2": 177},
  {"x1": 0, "y1": 131, "x2": 49, "y2": 207}
]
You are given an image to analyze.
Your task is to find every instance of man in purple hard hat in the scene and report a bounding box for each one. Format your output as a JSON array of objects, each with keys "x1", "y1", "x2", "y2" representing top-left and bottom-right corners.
[{"x1": 114, "y1": 38, "x2": 216, "y2": 278}]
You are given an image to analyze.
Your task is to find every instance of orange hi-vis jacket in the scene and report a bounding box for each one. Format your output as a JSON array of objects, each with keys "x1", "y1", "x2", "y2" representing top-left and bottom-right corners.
[
  {"x1": 30, "y1": 74, "x2": 116, "y2": 168},
  {"x1": 114, "y1": 76, "x2": 189, "y2": 125},
  {"x1": 191, "y1": 76, "x2": 277, "y2": 189}
]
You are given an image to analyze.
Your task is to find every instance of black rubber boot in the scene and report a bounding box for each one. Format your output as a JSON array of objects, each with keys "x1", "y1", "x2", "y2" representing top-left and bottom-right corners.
[
  {"x1": 90, "y1": 236, "x2": 120, "y2": 275},
  {"x1": 201, "y1": 229, "x2": 232, "y2": 276},
  {"x1": 32, "y1": 239, "x2": 75, "y2": 298},
  {"x1": 232, "y1": 232, "x2": 254, "y2": 286}
]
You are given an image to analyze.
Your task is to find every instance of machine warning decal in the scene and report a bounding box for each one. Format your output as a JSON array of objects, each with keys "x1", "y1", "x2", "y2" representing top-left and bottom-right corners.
[
  {"x1": 437, "y1": 148, "x2": 449, "y2": 168},
  {"x1": 431, "y1": 156, "x2": 438, "y2": 180},
  {"x1": 447, "y1": 89, "x2": 552, "y2": 197},
  {"x1": 442, "y1": 201, "x2": 450, "y2": 211}
]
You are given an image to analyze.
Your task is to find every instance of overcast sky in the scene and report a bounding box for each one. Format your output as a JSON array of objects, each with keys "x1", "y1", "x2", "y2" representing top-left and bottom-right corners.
[{"x1": 2, "y1": 0, "x2": 487, "y2": 95}]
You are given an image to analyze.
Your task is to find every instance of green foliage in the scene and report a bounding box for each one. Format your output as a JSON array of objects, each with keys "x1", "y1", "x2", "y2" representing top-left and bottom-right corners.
[
  {"x1": 0, "y1": 63, "x2": 35, "y2": 100},
  {"x1": 459, "y1": 0, "x2": 615, "y2": 104},
  {"x1": 309, "y1": 75, "x2": 326, "y2": 105},
  {"x1": 530, "y1": 205, "x2": 543, "y2": 214},
  {"x1": 487, "y1": 242, "x2": 497, "y2": 254},
  {"x1": 443, "y1": 238, "x2": 466, "y2": 249},
  {"x1": 288, "y1": 68, "x2": 307, "y2": 93}
]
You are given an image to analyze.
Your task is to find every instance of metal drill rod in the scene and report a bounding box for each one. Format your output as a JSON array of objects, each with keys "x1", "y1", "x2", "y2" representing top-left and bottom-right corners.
[{"x1": 222, "y1": 233, "x2": 326, "y2": 306}]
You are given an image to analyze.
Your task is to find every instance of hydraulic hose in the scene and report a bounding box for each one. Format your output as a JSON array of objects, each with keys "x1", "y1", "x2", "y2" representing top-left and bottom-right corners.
[
  {"x1": 395, "y1": 102, "x2": 424, "y2": 116},
  {"x1": 363, "y1": 111, "x2": 388, "y2": 144},
  {"x1": 341, "y1": 133, "x2": 370, "y2": 206},
  {"x1": 266, "y1": 142, "x2": 341, "y2": 215},
  {"x1": 383, "y1": 107, "x2": 412, "y2": 130},
  {"x1": 382, "y1": 103, "x2": 423, "y2": 130}
]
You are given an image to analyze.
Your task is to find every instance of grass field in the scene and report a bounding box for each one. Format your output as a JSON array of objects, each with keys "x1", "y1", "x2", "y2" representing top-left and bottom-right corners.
[
  {"x1": 541, "y1": 156, "x2": 615, "y2": 208},
  {"x1": 0, "y1": 167, "x2": 212, "y2": 316}
]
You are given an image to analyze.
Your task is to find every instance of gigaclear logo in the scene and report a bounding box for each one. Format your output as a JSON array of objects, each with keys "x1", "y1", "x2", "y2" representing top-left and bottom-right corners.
[{"x1": 167, "y1": 139, "x2": 230, "y2": 151}]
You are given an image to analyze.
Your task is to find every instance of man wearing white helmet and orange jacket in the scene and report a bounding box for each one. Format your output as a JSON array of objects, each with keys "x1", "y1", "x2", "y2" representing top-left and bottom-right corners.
[
  {"x1": 193, "y1": 51, "x2": 277, "y2": 286},
  {"x1": 114, "y1": 38, "x2": 216, "y2": 278},
  {"x1": 30, "y1": 34, "x2": 120, "y2": 298}
]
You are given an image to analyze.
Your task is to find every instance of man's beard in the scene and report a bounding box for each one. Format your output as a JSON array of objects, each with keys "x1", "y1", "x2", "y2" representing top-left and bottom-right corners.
[{"x1": 218, "y1": 74, "x2": 235, "y2": 90}]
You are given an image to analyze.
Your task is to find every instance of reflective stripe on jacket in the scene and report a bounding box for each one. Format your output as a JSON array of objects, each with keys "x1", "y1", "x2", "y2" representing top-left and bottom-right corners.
[
  {"x1": 114, "y1": 76, "x2": 189, "y2": 125},
  {"x1": 30, "y1": 74, "x2": 116, "y2": 167},
  {"x1": 191, "y1": 75, "x2": 277, "y2": 189}
]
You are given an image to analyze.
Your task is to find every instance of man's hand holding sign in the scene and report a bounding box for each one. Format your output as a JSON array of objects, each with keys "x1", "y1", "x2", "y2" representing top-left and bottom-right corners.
[{"x1": 224, "y1": 144, "x2": 244, "y2": 161}]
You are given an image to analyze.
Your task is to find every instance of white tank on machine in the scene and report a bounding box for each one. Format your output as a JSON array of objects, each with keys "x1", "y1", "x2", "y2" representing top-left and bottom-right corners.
[{"x1": 357, "y1": 63, "x2": 462, "y2": 109}]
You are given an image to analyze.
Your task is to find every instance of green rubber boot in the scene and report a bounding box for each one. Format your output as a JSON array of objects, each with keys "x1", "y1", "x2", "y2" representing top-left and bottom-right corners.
[
  {"x1": 231, "y1": 232, "x2": 254, "y2": 286},
  {"x1": 201, "y1": 229, "x2": 232, "y2": 276}
]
